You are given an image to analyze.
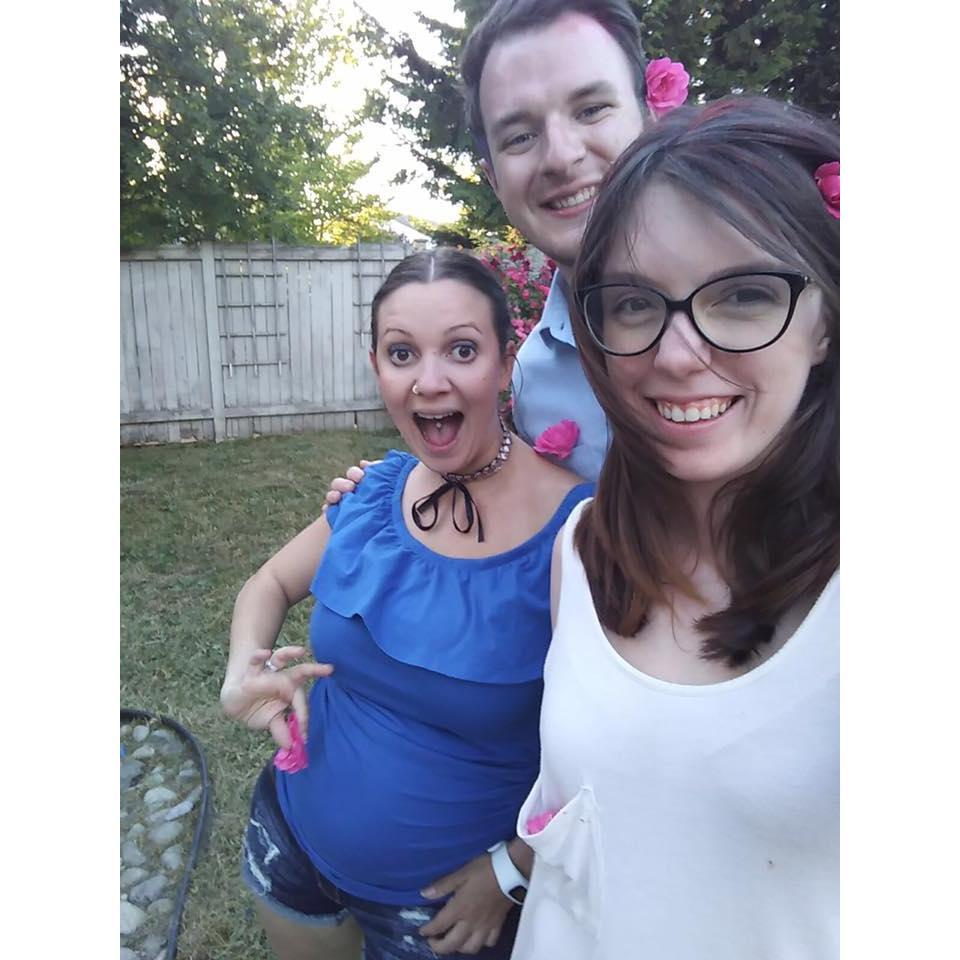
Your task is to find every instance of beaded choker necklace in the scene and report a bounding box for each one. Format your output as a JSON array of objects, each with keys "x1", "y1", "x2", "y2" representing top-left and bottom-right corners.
[{"x1": 411, "y1": 417, "x2": 513, "y2": 543}]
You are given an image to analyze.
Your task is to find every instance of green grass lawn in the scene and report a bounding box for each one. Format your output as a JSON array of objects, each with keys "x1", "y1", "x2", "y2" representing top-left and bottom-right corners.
[{"x1": 120, "y1": 429, "x2": 403, "y2": 959}]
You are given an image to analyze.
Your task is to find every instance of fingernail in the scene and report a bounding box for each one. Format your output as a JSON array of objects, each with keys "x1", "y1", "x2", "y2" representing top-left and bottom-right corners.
[{"x1": 421, "y1": 887, "x2": 435, "y2": 898}]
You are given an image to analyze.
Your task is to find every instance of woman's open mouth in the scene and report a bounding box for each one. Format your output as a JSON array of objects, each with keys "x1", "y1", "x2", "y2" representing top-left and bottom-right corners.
[
  {"x1": 650, "y1": 396, "x2": 742, "y2": 424},
  {"x1": 413, "y1": 411, "x2": 464, "y2": 450}
]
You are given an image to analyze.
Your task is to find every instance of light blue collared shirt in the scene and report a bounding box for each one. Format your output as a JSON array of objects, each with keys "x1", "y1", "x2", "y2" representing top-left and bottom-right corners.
[{"x1": 511, "y1": 273, "x2": 609, "y2": 482}]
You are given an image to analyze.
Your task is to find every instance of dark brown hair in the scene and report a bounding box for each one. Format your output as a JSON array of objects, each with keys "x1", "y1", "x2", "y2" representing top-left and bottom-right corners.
[
  {"x1": 370, "y1": 248, "x2": 512, "y2": 354},
  {"x1": 571, "y1": 96, "x2": 840, "y2": 666},
  {"x1": 460, "y1": 0, "x2": 649, "y2": 163}
]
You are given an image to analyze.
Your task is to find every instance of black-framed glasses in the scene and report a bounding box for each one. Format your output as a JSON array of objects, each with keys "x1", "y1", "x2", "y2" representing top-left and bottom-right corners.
[{"x1": 578, "y1": 271, "x2": 810, "y2": 356}]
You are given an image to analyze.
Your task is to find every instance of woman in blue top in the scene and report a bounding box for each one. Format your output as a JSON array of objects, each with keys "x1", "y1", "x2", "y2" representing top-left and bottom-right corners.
[{"x1": 220, "y1": 249, "x2": 592, "y2": 960}]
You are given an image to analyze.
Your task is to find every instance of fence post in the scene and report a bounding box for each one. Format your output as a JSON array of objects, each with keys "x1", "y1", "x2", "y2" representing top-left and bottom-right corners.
[{"x1": 199, "y1": 241, "x2": 226, "y2": 442}]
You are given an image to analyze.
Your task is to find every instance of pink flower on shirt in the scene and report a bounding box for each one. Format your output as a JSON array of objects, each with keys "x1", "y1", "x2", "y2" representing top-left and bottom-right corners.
[
  {"x1": 534, "y1": 420, "x2": 580, "y2": 461},
  {"x1": 274, "y1": 712, "x2": 308, "y2": 773}
]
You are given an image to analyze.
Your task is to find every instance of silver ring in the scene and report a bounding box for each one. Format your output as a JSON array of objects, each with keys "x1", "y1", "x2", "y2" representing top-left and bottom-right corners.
[
  {"x1": 263, "y1": 656, "x2": 279, "y2": 672},
  {"x1": 412, "y1": 381, "x2": 420, "y2": 396}
]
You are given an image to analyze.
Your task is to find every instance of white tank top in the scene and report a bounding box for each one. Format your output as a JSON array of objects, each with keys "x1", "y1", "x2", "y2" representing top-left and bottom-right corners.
[{"x1": 512, "y1": 500, "x2": 839, "y2": 960}]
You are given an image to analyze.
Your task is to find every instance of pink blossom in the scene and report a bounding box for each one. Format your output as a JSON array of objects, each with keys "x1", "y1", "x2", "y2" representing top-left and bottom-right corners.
[
  {"x1": 526, "y1": 809, "x2": 558, "y2": 834},
  {"x1": 645, "y1": 57, "x2": 690, "y2": 118},
  {"x1": 814, "y1": 161, "x2": 840, "y2": 219},
  {"x1": 273, "y1": 712, "x2": 308, "y2": 773},
  {"x1": 534, "y1": 420, "x2": 580, "y2": 461}
]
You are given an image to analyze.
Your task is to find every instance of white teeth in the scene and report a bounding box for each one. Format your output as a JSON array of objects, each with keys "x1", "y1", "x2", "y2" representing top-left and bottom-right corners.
[
  {"x1": 549, "y1": 186, "x2": 598, "y2": 210},
  {"x1": 655, "y1": 399, "x2": 735, "y2": 423}
]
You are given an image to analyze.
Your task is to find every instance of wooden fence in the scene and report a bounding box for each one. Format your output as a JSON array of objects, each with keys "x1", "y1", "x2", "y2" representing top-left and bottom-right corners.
[{"x1": 120, "y1": 241, "x2": 414, "y2": 444}]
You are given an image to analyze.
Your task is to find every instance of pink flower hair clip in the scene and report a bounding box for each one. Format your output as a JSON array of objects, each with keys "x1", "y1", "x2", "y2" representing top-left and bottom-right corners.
[
  {"x1": 814, "y1": 161, "x2": 840, "y2": 219},
  {"x1": 645, "y1": 57, "x2": 690, "y2": 119}
]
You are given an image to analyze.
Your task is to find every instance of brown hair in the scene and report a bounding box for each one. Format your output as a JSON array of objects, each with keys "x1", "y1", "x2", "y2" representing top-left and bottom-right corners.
[
  {"x1": 370, "y1": 248, "x2": 512, "y2": 355},
  {"x1": 460, "y1": 0, "x2": 649, "y2": 163},
  {"x1": 571, "y1": 96, "x2": 840, "y2": 666}
]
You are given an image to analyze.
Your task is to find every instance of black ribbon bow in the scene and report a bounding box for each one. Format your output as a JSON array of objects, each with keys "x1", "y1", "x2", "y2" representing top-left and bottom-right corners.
[{"x1": 412, "y1": 477, "x2": 486, "y2": 543}]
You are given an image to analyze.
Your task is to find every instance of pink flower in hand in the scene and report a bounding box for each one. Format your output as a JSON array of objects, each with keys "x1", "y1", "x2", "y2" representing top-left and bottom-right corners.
[
  {"x1": 534, "y1": 420, "x2": 580, "y2": 461},
  {"x1": 645, "y1": 58, "x2": 690, "y2": 118},
  {"x1": 814, "y1": 161, "x2": 840, "y2": 219},
  {"x1": 274, "y1": 712, "x2": 308, "y2": 773},
  {"x1": 526, "y1": 810, "x2": 558, "y2": 834}
]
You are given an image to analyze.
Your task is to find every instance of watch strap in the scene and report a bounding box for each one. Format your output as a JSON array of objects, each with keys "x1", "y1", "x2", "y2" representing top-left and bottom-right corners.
[{"x1": 487, "y1": 840, "x2": 527, "y2": 905}]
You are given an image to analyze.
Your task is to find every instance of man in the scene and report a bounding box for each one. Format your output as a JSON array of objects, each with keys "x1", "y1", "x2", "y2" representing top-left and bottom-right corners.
[{"x1": 461, "y1": 0, "x2": 649, "y2": 481}]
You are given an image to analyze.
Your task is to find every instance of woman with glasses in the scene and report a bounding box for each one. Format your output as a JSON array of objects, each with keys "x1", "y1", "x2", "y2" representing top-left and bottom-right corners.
[{"x1": 510, "y1": 97, "x2": 840, "y2": 960}]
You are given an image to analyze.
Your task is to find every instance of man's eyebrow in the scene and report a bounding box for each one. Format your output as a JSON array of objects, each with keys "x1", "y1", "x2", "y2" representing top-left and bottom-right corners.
[
  {"x1": 568, "y1": 81, "x2": 617, "y2": 102},
  {"x1": 489, "y1": 109, "x2": 536, "y2": 140},
  {"x1": 489, "y1": 81, "x2": 619, "y2": 140}
]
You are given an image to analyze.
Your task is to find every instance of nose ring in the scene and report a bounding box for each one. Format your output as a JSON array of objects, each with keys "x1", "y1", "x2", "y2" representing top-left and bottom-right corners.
[{"x1": 412, "y1": 381, "x2": 420, "y2": 396}]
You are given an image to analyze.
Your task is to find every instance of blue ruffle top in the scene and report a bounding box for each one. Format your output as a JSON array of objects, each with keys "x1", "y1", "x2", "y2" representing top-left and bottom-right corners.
[{"x1": 276, "y1": 450, "x2": 593, "y2": 904}]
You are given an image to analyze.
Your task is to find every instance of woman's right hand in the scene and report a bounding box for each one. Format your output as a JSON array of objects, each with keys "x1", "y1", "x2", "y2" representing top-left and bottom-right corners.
[
  {"x1": 323, "y1": 460, "x2": 378, "y2": 507},
  {"x1": 220, "y1": 645, "x2": 333, "y2": 749}
]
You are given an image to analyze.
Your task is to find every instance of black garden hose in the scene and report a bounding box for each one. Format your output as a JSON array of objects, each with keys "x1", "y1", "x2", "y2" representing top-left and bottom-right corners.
[{"x1": 121, "y1": 709, "x2": 212, "y2": 960}]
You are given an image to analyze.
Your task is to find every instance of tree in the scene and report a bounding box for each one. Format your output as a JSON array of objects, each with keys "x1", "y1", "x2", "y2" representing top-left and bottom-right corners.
[
  {"x1": 359, "y1": 0, "x2": 839, "y2": 239},
  {"x1": 120, "y1": 0, "x2": 391, "y2": 248}
]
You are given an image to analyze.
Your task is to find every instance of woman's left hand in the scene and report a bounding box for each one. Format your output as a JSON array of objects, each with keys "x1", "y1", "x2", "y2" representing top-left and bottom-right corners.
[{"x1": 418, "y1": 853, "x2": 514, "y2": 954}]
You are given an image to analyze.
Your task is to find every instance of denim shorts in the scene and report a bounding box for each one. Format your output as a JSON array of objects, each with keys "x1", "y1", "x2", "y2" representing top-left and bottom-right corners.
[{"x1": 241, "y1": 764, "x2": 520, "y2": 960}]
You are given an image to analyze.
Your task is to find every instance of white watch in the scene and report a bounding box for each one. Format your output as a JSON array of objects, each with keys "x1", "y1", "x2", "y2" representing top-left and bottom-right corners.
[{"x1": 487, "y1": 840, "x2": 528, "y2": 905}]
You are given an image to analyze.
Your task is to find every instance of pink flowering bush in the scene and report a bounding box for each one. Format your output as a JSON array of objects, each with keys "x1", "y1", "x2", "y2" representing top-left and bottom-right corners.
[{"x1": 478, "y1": 238, "x2": 556, "y2": 345}]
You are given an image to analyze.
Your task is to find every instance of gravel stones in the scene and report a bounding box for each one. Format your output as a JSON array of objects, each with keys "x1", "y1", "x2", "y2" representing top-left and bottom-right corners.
[
  {"x1": 122, "y1": 841, "x2": 146, "y2": 867},
  {"x1": 148, "y1": 898, "x2": 174, "y2": 917},
  {"x1": 160, "y1": 844, "x2": 184, "y2": 871},
  {"x1": 141, "y1": 933, "x2": 167, "y2": 956},
  {"x1": 120, "y1": 900, "x2": 148, "y2": 935},
  {"x1": 121, "y1": 760, "x2": 145, "y2": 790},
  {"x1": 121, "y1": 716, "x2": 203, "y2": 956},
  {"x1": 144, "y1": 786, "x2": 178, "y2": 806},
  {"x1": 130, "y1": 873, "x2": 170, "y2": 906},
  {"x1": 121, "y1": 867, "x2": 150, "y2": 889},
  {"x1": 148, "y1": 821, "x2": 184, "y2": 846}
]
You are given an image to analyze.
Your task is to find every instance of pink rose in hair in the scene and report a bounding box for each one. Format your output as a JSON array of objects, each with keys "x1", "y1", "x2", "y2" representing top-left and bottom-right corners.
[
  {"x1": 534, "y1": 420, "x2": 580, "y2": 461},
  {"x1": 814, "y1": 161, "x2": 840, "y2": 219},
  {"x1": 274, "y1": 712, "x2": 308, "y2": 773},
  {"x1": 645, "y1": 58, "x2": 690, "y2": 118},
  {"x1": 526, "y1": 810, "x2": 558, "y2": 834}
]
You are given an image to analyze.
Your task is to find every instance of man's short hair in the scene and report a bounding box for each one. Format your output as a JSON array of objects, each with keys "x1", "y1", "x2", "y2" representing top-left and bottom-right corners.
[{"x1": 460, "y1": 0, "x2": 649, "y2": 163}]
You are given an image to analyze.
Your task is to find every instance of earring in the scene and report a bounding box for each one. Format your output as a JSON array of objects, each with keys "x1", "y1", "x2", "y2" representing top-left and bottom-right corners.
[{"x1": 412, "y1": 382, "x2": 420, "y2": 396}]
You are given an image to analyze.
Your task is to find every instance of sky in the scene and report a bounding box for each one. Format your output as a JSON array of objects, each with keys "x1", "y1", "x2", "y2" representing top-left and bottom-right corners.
[{"x1": 318, "y1": 0, "x2": 466, "y2": 225}]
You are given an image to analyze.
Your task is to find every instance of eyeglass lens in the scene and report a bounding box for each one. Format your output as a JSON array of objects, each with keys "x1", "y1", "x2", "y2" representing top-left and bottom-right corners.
[{"x1": 585, "y1": 274, "x2": 795, "y2": 354}]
